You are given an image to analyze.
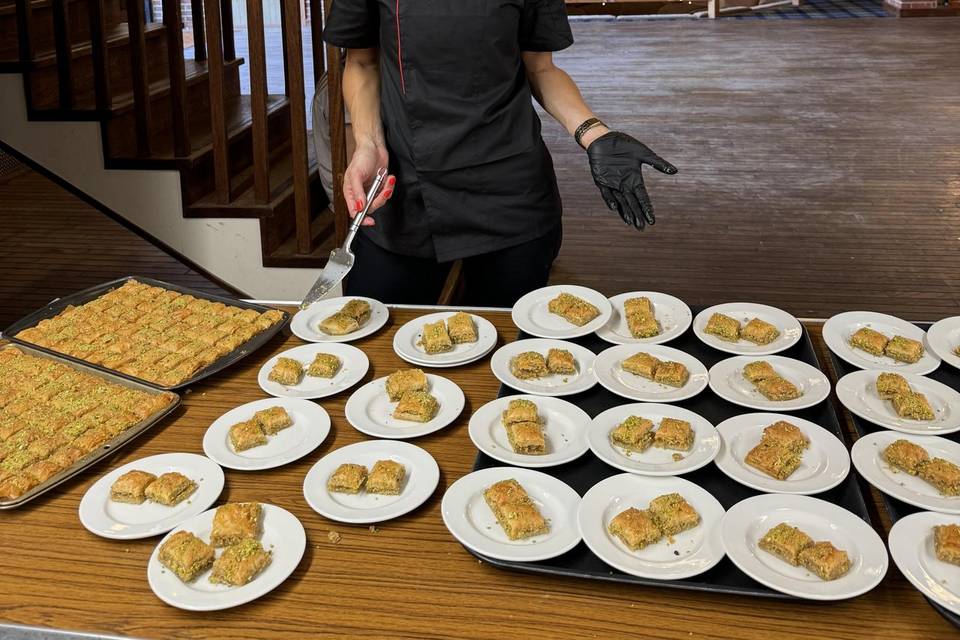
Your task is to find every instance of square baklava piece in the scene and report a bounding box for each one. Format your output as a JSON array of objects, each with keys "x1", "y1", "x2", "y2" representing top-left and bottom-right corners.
[
  {"x1": 850, "y1": 327, "x2": 889, "y2": 357},
  {"x1": 386, "y1": 368, "x2": 428, "y2": 402},
  {"x1": 654, "y1": 361, "x2": 690, "y2": 388},
  {"x1": 610, "y1": 416, "x2": 655, "y2": 453},
  {"x1": 307, "y1": 353, "x2": 342, "y2": 378},
  {"x1": 327, "y1": 463, "x2": 368, "y2": 494},
  {"x1": 891, "y1": 391, "x2": 935, "y2": 421},
  {"x1": 876, "y1": 372, "x2": 911, "y2": 400},
  {"x1": 110, "y1": 469, "x2": 157, "y2": 504},
  {"x1": 653, "y1": 418, "x2": 694, "y2": 451},
  {"x1": 798, "y1": 541, "x2": 851, "y2": 581},
  {"x1": 548, "y1": 293, "x2": 600, "y2": 327},
  {"x1": 608, "y1": 507, "x2": 662, "y2": 551},
  {"x1": 756, "y1": 376, "x2": 802, "y2": 401},
  {"x1": 210, "y1": 538, "x2": 272, "y2": 586},
  {"x1": 647, "y1": 493, "x2": 700, "y2": 536},
  {"x1": 502, "y1": 398, "x2": 541, "y2": 426},
  {"x1": 746, "y1": 441, "x2": 801, "y2": 480},
  {"x1": 268, "y1": 357, "x2": 303, "y2": 386},
  {"x1": 934, "y1": 524, "x2": 960, "y2": 566},
  {"x1": 483, "y1": 479, "x2": 549, "y2": 540},
  {"x1": 506, "y1": 421, "x2": 546, "y2": 455},
  {"x1": 510, "y1": 351, "x2": 548, "y2": 380},
  {"x1": 158, "y1": 531, "x2": 215, "y2": 583},
  {"x1": 885, "y1": 335, "x2": 924, "y2": 364},
  {"x1": 758, "y1": 523, "x2": 814, "y2": 566},
  {"x1": 743, "y1": 360, "x2": 777, "y2": 384},
  {"x1": 546, "y1": 348, "x2": 576, "y2": 375},
  {"x1": 446, "y1": 312, "x2": 478, "y2": 344},
  {"x1": 624, "y1": 297, "x2": 655, "y2": 318},
  {"x1": 883, "y1": 439, "x2": 930, "y2": 474},
  {"x1": 366, "y1": 459, "x2": 406, "y2": 495},
  {"x1": 762, "y1": 421, "x2": 809, "y2": 453},
  {"x1": 319, "y1": 312, "x2": 360, "y2": 336},
  {"x1": 627, "y1": 313, "x2": 661, "y2": 339},
  {"x1": 393, "y1": 391, "x2": 439, "y2": 422},
  {"x1": 741, "y1": 318, "x2": 780, "y2": 345},
  {"x1": 704, "y1": 312, "x2": 741, "y2": 342},
  {"x1": 621, "y1": 352, "x2": 660, "y2": 380},
  {"x1": 144, "y1": 472, "x2": 197, "y2": 506},
  {"x1": 420, "y1": 320, "x2": 454, "y2": 354},
  {"x1": 210, "y1": 502, "x2": 263, "y2": 547},
  {"x1": 920, "y1": 458, "x2": 960, "y2": 496},
  {"x1": 229, "y1": 420, "x2": 268, "y2": 452},
  {"x1": 340, "y1": 299, "x2": 371, "y2": 325},
  {"x1": 252, "y1": 406, "x2": 293, "y2": 435}
]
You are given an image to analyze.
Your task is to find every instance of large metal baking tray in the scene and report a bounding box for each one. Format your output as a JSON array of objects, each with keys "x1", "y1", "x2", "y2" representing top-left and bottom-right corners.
[
  {"x1": 1, "y1": 276, "x2": 290, "y2": 391},
  {"x1": 0, "y1": 343, "x2": 181, "y2": 509},
  {"x1": 471, "y1": 315, "x2": 873, "y2": 600},
  {"x1": 828, "y1": 324, "x2": 960, "y2": 628}
]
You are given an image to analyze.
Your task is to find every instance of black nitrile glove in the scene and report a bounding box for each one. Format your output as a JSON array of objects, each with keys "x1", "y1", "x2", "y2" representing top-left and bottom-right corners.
[{"x1": 587, "y1": 131, "x2": 678, "y2": 230}]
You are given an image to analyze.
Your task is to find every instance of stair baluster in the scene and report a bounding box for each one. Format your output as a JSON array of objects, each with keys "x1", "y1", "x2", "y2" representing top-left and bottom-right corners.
[
  {"x1": 51, "y1": 0, "x2": 73, "y2": 108},
  {"x1": 191, "y1": 0, "x2": 206, "y2": 61},
  {"x1": 125, "y1": 0, "x2": 152, "y2": 155},
  {"x1": 162, "y1": 0, "x2": 191, "y2": 156},
  {"x1": 246, "y1": 0, "x2": 270, "y2": 203},
  {"x1": 87, "y1": 0, "x2": 112, "y2": 113},
  {"x1": 281, "y1": 0, "x2": 313, "y2": 254},
  {"x1": 322, "y1": 0, "x2": 348, "y2": 246},
  {"x1": 203, "y1": 0, "x2": 231, "y2": 203}
]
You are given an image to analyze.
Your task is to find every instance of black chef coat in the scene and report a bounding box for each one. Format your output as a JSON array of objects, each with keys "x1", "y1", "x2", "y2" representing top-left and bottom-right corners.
[{"x1": 323, "y1": 0, "x2": 574, "y2": 262}]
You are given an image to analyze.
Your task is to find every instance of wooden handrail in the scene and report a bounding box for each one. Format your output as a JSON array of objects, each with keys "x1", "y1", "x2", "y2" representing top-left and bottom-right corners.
[
  {"x1": 125, "y1": 0, "x2": 152, "y2": 156},
  {"x1": 51, "y1": 0, "x2": 73, "y2": 108},
  {"x1": 162, "y1": 0, "x2": 191, "y2": 157},
  {"x1": 282, "y1": 0, "x2": 313, "y2": 253},
  {"x1": 246, "y1": 0, "x2": 270, "y2": 202},
  {"x1": 87, "y1": 0, "x2": 112, "y2": 113},
  {"x1": 202, "y1": 0, "x2": 231, "y2": 203}
]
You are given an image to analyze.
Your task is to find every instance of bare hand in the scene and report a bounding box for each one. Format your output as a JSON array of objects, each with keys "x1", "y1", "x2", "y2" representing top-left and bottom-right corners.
[{"x1": 343, "y1": 140, "x2": 395, "y2": 227}]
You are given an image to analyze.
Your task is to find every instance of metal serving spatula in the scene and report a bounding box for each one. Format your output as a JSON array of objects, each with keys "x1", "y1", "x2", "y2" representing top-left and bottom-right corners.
[{"x1": 300, "y1": 167, "x2": 389, "y2": 310}]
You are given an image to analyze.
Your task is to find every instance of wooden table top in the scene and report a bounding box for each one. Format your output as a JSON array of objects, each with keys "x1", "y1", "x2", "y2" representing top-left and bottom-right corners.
[{"x1": 0, "y1": 307, "x2": 953, "y2": 639}]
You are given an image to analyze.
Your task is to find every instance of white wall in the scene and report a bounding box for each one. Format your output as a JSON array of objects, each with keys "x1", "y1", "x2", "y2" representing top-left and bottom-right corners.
[{"x1": 0, "y1": 73, "x2": 324, "y2": 301}]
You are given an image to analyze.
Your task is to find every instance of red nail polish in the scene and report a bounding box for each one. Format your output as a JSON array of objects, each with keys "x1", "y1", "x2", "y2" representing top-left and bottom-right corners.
[
  {"x1": 387, "y1": 176, "x2": 396, "y2": 186},
  {"x1": 383, "y1": 189, "x2": 393, "y2": 199},
  {"x1": 355, "y1": 199, "x2": 362, "y2": 212}
]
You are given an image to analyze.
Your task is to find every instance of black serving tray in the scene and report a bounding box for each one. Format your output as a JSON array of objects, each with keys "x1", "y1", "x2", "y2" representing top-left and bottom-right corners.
[
  {"x1": 1, "y1": 276, "x2": 290, "y2": 391},
  {"x1": 828, "y1": 324, "x2": 960, "y2": 628},
  {"x1": 471, "y1": 315, "x2": 873, "y2": 600}
]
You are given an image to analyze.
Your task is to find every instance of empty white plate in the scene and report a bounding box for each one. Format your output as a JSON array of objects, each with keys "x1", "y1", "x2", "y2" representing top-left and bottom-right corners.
[
  {"x1": 577, "y1": 473, "x2": 726, "y2": 580},
  {"x1": 593, "y1": 343, "x2": 709, "y2": 403},
  {"x1": 344, "y1": 373, "x2": 465, "y2": 439},
  {"x1": 392, "y1": 311, "x2": 498, "y2": 368},
  {"x1": 595, "y1": 291, "x2": 692, "y2": 346},
  {"x1": 692, "y1": 302, "x2": 803, "y2": 356},
  {"x1": 468, "y1": 395, "x2": 591, "y2": 468},
  {"x1": 147, "y1": 503, "x2": 306, "y2": 611},
  {"x1": 257, "y1": 343, "x2": 369, "y2": 399},
  {"x1": 889, "y1": 511, "x2": 960, "y2": 617},
  {"x1": 851, "y1": 431, "x2": 960, "y2": 514},
  {"x1": 290, "y1": 296, "x2": 388, "y2": 343},
  {"x1": 302, "y1": 440, "x2": 440, "y2": 524},
  {"x1": 202, "y1": 398, "x2": 331, "y2": 471},
  {"x1": 836, "y1": 370, "x2": 960, "y2": 436},
  {"x1": 587, "y1": 403, "x2": 720, "y2": 476},
  {"x1": 927, "y1": 316, "x2": 960, "y2": 371},
  {"x1": 708, "y1": 355, "x2": 830, "y2": 411},
  {"x1": 489, "y1": 338, "x2": 598, "y2": 397},
  {"x1": 79, "y1": 453, "x2": 224, "y2": 540},
  {"x1": 512, "y1": 284, "x2": 613, "y2": 339},
  {"x1": 823, "y1": 311, "x2": 940, "y2": 375},
  {"x1": 721, "y1": 493, "x2": 887, "y2": 600},
  {"x1": 713, "y1": 413, "x2": 850, "y2": 495},
  {"x1": 441, "y1": 466, "x2": 582, "y2": 562}
]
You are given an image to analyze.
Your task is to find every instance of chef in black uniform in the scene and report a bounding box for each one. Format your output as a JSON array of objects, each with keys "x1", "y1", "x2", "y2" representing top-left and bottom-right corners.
[{"x1": 323, "y1": 0, "x2": 677, "y2": 307}]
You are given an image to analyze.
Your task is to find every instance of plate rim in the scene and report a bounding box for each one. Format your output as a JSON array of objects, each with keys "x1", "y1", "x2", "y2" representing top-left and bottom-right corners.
[
  {"x1": 822, "y1": 311, "x2": 941, "y2": 375},
  {"x1": 691, "y1": 302, "x2": 803, "y2": 356},
  {"x1": 927, "y1": 316, "x2": 960, "y2": 370},
  {"x1": 707, "y1": 354, "x2": 831, "y2": 411},
  {"x1": 511, "y1": 284, "x2": 614, "y2": 339},
  {"x1": 392, "y1": 311, "x2": 499, "y2": 367},
  {"x1": 343, "y1": 373, "x2": 466, "y2": 439},
  {"x1": 489, "y1": 338, "x2": 599, "y2": 398},
  {"x1": 594, "y1": 291, "x2": 693, "y2": 346},
  {"x1": 290, "y1": 296, "x2": 389, "y2": 343},
  {"x1": 835, "y1": 369, "x2": 960, "y2": 436},
  {"x1": 888, "y1": 510, "x2": 960, "y2": 617},
  {"x1": 592, "y1": 343, "x2": 710, "y2": 403},
  {"x1": 256, "y1": 342, "x2": 370, "y2": 400}
]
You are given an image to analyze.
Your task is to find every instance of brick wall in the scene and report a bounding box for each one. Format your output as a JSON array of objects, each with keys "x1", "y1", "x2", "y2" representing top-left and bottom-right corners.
[{"x1": 150, "y1": 0, "x2": 196, "y2": 30}]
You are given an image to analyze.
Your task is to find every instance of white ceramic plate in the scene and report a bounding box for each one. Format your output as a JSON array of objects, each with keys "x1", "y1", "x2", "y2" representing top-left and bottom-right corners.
[
  {"x1": 928, "y1": 316, "x2": 960, "y2": 371},
  {"x1": 836, "y1": 370, "x2": 960, "y2": 436},
  {"x1": 202, "y1": 398, "x2": 331, "y2": 471},
  {"x1": 512, "y1": 284, "x2": 613, "y2": 339},
  {"x1": 290, "y1": 296, "x2": 388, "y2": 343},
  {"x1": 147, "y1": 503, "x2": 306, "y2": 611},
  {"x1": 593, "y1": 343, "x2": 709, "y2": 403},
  {"x1": 257, "y1": 343, "x2": 369, "y2": 399},
  {"x1": 595, "y1": 291, "x2": 692, "y2": 346},
  {"x1": 344, "y1": 373, "x2": 465, "y2": 439},
  {"x1": 713, "y1": 413, "x2": 850, "y2": 495},
  {"x1": 721, "y1": 493, "x2": 888, "y2": 600},
  {"x1": 468, "y1": 395, "x2": 591, "y2": 468},
  {"x1": 851, "y1": 431, "x2": 960, "y2": 514},
  {"x1": 708, "y1": 355, "x2": 830, "y2": 411},
  {"x1": 441, "y1": 467, "x2": 581, "y2": 562},
  {"x1": 692, "y1": 302, "x2": 803, "y2": 356},
  {"x1": 302, "y1": 440, "x2": 440, "y2": 524},
  {"x1": 578, "y1": 473, "x2": 726, "y2": 580},
  {"x1": 823, "y1": 311, "x2": 941, "y2": 375},
  {"x1": 79, "y1": 453, "x2": 224, "y2": 540},
  {"x1": 587, "y1": 403, "x2": 720, "y2": 476},
  {"x1": 889, "y1": 511, "x2": 960, "y2": 617},
  {"x1": 489, "y1": 338, "x2": 597, "y2": 397},
  {"x1": 392, "y1": 311, "x2": 498, "y2": 368}
]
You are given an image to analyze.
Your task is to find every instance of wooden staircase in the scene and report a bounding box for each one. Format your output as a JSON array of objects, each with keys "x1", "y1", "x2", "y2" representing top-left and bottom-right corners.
[{"x1": 0, "y1": 0, "x2": 348, "y2": 270}]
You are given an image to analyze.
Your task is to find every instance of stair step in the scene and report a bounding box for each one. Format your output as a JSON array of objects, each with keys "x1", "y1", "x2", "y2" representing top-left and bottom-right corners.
[
  {"x1": 105, "y1": 57, "x2": 242, "y2": 115},
  {"x1": 29, "y1": 21, "x2": 165, "y2": 69},
  {"x1": 262, "y1": 208, "x2": 338, "y2": 269}
]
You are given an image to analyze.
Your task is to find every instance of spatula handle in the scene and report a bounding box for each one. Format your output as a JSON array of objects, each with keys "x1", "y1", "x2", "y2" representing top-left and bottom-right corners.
[{"x1": 344, "y1": 167, "x2": 388, "y2": 250}]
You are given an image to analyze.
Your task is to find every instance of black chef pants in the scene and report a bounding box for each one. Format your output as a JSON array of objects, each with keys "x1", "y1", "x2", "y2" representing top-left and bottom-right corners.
[{"x1": 344, "y1": 225, "x2": 563, "y2": 308}]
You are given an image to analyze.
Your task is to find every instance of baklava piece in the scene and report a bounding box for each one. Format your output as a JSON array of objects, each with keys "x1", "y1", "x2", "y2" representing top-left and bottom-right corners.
[
  {"x1": 653, "y1": 418, "x2": 694, "y2": 451},
  {"x1": 548, "y1": 293, "x2": 600, "y2": 327},
  {"x1": 483, "y1": 479, "x2": 549, "y2": 541},
  {"x1": 366, "y1": 459, "x2": 406, "y2": 495},
  {"x1": 623, "y1": 297, "x2": 655, "y2": 318},
  {"x1": 210, "y1": 502, "x2": 263, "y2": 547},
  {"x1": 209, "y1": 538, "x2": 272, "y2": 586},
  {"x1": 762, "y1": 420, "x2": 810, "y2": 453},
  {"x1": 756, "y1": 376, "x2": 802, "y2": 401},
  {"x1": 546, "y1": 348, "x2": 577, "y2": 375},
  {"x1": 268, "y1": 357, "x2": 303, "y2": 386},
  {"x1": 510, "y1": 351, "x2": 549, "y2": 380},
  {"x1": 609, "y1": 416, "x2": 655, "y2": 453},
  {"x1": 110, "y1": 469, "x2": 157, "y2": 504},
  {"x1": 144, "y1": 471, "x2": 197, "y2": 506},
  {"x1": 653, "y1": 361, "x2": 690, "y2": 388},
  {"x1": 798, "y1": 541, "x2": 851, "y2": 581},
  {"x1": 704, "y1": 312, "x2": 741, "y2": 342},
  {"x1": 876, "y1": 372, "x2": 911, "y2": 400},
  {"x1": 229, "y1": 420, "x2": 268, "y2": 452},
  {"x1": 627, "y1": 313, "x2": 661, "y2": 339},
  {"x1": 647, "y1": 493, "x2": 701, "y2": 536},
  {"x1": 385, "y1": 368, "x2": 428, "y2": 402},
  {"x1": 882, "y1": 439, "x2": 929, "y2": 475},
  {"x1": 621, "y1": 352, "x2": 661, "y2": 380},
  {"x1": 891, "y1": 391, "x2": 935, "y2": 421},
  {"x1": 741, "y1": 318, "x2": 781, "y2": 345},
  {"x1": 758, "y1": 523, "x2": 814, "y2": 566},
  {"x1": 420, "y1": 320, "x2": 454, "y2": 354},
  {"x1": 158, "y1": 531, "x2": 215, "y2": 583},
  {"x1": 446, "y1": 312, "x2": 478, "y2": 344},
  {"x1": 745, "y1": 441, "x2": 802, "y2": 481},
  {"x1": 340, "y1": 299, "x2": 372, "y2": 325},
  {"x1": 327, "y1": 463, "x2": 368, "y2": 494},
  {"x1": 502, "y1": 398, "x2": 541, "y2": 426},
  {"x1": 608, "y1": 507, "x2": 662, "y2": 551},
  {"x1": 743, "y1": 360, "x2": 777, "y2": 384},
  {"x1": 392, "y1": 391, "x2": 439, "y2": 423},
  {"x1": 885, "y1": 335, "x2": 924, "y2": 364},
  {"x1": 934, "y1": 524, "x2": 960, "y2": 566},
  {"x1": 252, "y1": 406, "x2": 293, "y2": 435},
  {"x1": 850, "y1": 327, "x2": 889, "y2": 357},
  {"x1": 307, "y1": 353, "x2": 342, "y2": 378},
  {"x1": 506, "y1": 421, "x2": 546, "y2": 455},
  {"x1": 919, "y1": 458, "x2": 960, "y2": 496},
  {"x1": 319, "y1": 312, "x2": 360, "y2": 336},
  {"x1": 0, "y1": 474, "x2": 37, "y2": 501}
]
